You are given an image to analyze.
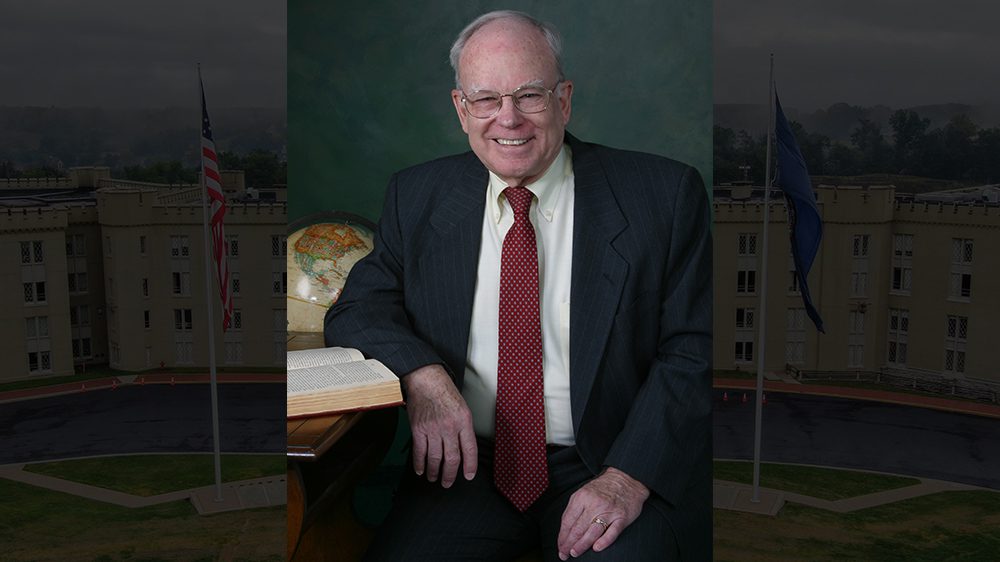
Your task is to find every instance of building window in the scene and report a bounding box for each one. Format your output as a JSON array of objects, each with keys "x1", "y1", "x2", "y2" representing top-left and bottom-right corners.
[
  {"x1": 944, "y1": 315, "x2": 968, "y2": 374},
  {"x1": 142, "y1": 278, "x2": 149, "y2": 297},
  {"x1": 21, "y1": 240, "x2": 45, "y2": 263},
  {"x1": 26, "y1": 316, "x2": 49, "y2": 338},
  {"x1": 887, "y1": 308, "x2": 909, "y2": 366},
  {"x1": 139, "y1": 235, "x2": 147, "y2": 255},
  {"x1": 272, "y1": 271, "x2": 287, "y2": 295},
  {"x1": 847, "y1": 310, "x2": 865, "y2": 368},
  {"x1": 174, "y1": 309, "x2": 193, "y2": 331},
  {"x1": 735, "y1": 307, "x2": 754, "y2": 329},
  {"x1": 852, "y1": 234, "x2": 870, "y2": 257},
  {"x1": 170, "y1": 235, "x2": 190, "y2": 258},
  {"x1": 734, "y1": 306, "x2": 755, "y2": 364},
  {"x1": 737, "y1": 233, "x2": 757, "y2": 256},
  {"x1": 68, "y1": 272, "x2": 88, "y2": 294},
  {"x1": 232, "y1": 309, "x2": 243, "y2": 331},
  {"x1": 172, "y1": 271, "x2": 191, "y2": 296},
  {"x1": 70, "y1": 305, "x2": 90, "y2": 327},
  {"x1": 272, "y1": 235, "x2": 287, "y2": 257},
  {"x1": 28, "y1": 351, "x2": 52, "y2": 373},
  {"x1": 735, "y1": 340, "x2": 754, "y2": 363},
  {"x1": 786, "y1": 308, "x2": 806, "y2": 364},
  {"x1": 225, "y1": 341, "x2": 243, "y2": 364},
  {"x1": 231, "y1": 272, "x2": 241, "y2": 296},
  {"x1": 24, "y1": 281, "x2": 46, "y2": 304},
  {"x1": 72, "y1": 337, "x2": 92, "y2": 359},
  {"x1": 105, "y1": 236, "x2": 113, "y2": 257},
  {"x1": 66, "y1": 234, "x2": 86, "y2": 257},
  {"x1": 175, "y1": 342, "x2": 193, "y2": 364},
  {"x1": 737, "y1": 270, "x2": 756, "y2": 294},
  {"x1": 227, "y1": 235, "x2": 239, "y2": 258},
  {"x1": 850, "y1": 234, "x2": 870, "y2": 298},
  {"x1": 949, "y1": 238, "x2": 973, "y2": 300},
  {"x1": 274, "y1": 308, "x2": 286, "y2": 364},
  {"x1": 891, "y1": 234, "x2": 913, "y2": 294},
  {"x1": 144, "y1": 310, "x2": 151, "y2": 329}
]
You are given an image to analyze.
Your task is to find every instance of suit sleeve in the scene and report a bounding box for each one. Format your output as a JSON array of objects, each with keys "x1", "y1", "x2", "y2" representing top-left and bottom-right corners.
[
  {"x1": 323, "y1": 173, "x2": 445, "y2": 377},
  {"x1": 603, "y1": 165, "x2": 713, "y2": 506}
]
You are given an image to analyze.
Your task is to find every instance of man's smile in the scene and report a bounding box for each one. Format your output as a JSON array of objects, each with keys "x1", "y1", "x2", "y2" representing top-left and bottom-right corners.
[{"x1": 494, "y1": 137, "x2": 530, "y2": 146}]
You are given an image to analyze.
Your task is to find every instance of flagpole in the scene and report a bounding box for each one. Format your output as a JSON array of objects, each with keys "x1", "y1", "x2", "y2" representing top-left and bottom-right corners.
[
  {"x1": 751, "y1": 53, "x2": 775, "y2": 503},
  {"x1": 198, "y1": 63, "x2": 224, "y2": 502}
]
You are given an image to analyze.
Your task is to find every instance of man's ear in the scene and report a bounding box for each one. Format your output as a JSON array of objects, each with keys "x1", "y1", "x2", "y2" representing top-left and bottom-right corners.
[
  {"x1": 452, "y1": 89, "x2": 470, "y2": 134},
  {"x1": 557, "y1": 80, "x2": 573, "y2": 125}
]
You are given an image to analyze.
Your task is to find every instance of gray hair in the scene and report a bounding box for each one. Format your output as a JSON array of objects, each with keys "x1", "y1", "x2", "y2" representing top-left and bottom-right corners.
[{"x1": 449, "y1": 10, "x2": 565, "y2": 90}]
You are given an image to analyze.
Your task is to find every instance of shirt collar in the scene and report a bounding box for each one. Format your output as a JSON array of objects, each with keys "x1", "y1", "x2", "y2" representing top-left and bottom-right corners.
[{"x1": 487, "y1": 143, "x2": 572, "y2": 224}]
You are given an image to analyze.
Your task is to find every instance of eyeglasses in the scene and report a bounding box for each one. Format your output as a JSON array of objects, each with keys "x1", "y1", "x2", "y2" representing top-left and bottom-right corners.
[{"x1": 461, "y1": 82, "x2": 560, "y2": 119}]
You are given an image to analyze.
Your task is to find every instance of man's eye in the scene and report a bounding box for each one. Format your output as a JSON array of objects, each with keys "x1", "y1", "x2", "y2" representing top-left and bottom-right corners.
[
  {"x1": 517, "y1": 92, "x2": 541, "y2": 100},
  {"x1": 470, "y1": 94, "x2": 500, "y2": 104}
]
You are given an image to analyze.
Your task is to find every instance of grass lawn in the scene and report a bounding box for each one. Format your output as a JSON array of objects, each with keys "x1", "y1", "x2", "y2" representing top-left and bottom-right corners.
[
  {"x1": 24, "y1": 454, "x2": 285, "y2": 496},
  {"x1": 713, "y1": 460, "x2": 920, "y2": 501},
  {"x1": 714, "y1": 490, "x2": 1000, "y2": 561},
  {"x1": 0, "y1": 477, "x2": 283, "y2": 561}
]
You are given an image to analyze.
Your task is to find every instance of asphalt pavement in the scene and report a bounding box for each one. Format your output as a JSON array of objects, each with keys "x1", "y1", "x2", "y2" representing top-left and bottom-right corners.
[
  {"x1": 0, "y1": 383, "x2": 284, "y2": 464},
  {"x1": 714, "y1": 390, "x2": 1000, "y2": 489}
]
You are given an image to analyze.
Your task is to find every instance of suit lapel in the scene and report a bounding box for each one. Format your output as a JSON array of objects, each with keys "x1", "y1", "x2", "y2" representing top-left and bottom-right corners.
[
  {"x1": 424, "y1": 155, "x2": 487, "y2": 382},
  {"x1": 568, "y1": 135, "x2": 629, "y2": 432}
]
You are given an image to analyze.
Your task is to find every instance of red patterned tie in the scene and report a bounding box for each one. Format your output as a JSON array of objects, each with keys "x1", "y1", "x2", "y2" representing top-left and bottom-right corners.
[{"x1": 495, "y1": 185, "x2": 548, "y2": 512}]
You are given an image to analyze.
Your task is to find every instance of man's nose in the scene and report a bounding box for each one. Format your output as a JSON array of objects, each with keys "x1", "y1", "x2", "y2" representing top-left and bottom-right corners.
[{"x1": 494, "y1": 94, "x2": 524, "y2": 127}]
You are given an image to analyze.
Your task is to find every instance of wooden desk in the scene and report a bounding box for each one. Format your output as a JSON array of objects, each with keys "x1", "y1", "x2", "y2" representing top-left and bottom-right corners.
[{"x1": 287, "y1": 332, "x2": 397, "y2": 561}]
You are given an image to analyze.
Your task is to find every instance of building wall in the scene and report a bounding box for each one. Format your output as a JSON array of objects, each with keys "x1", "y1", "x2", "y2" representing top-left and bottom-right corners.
[
  {"x1": 0, "y1": 180, "x2": 286, "y2": 383},
  {"x1": 713, "y1": 186, "x2": 1000, "y2": 383}
]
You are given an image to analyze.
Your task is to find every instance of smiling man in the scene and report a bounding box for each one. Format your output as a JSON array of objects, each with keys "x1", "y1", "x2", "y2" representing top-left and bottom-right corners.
[{"x1": 325, "y1": 10, "x2": 711, "y2": 561}]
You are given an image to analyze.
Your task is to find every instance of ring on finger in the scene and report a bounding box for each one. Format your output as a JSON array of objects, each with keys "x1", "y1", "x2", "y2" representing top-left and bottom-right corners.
[{"x1": 591, "y1": 516, "x2": 610, "y2": 532}]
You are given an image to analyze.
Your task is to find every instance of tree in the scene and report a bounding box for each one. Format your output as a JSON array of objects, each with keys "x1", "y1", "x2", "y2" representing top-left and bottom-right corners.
[
  {"x1": 889, "y1": 109, "x2": 930, "y2": 173},
  {"x1": 850, "y1": 118, "x2": 891, "y2": 173}
]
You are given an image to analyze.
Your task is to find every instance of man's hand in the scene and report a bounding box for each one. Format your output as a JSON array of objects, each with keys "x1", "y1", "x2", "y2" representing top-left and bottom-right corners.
[
  {"x1": 403, "y1": 364, "x2": 478, "y2": 488},
  {"x1": 556, "y1": 467, "x2": 650, "y2": 560}
]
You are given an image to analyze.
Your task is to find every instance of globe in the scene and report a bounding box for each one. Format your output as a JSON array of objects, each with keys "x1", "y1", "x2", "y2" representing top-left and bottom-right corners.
[{"x1": 287, "y1": 220, "x2": 375, "y2": 332}]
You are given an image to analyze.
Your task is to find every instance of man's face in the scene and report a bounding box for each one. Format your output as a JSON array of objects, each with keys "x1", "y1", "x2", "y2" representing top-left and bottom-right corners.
[{"x1": 451, "y1": 20, "x2": 573, "y2": 187}]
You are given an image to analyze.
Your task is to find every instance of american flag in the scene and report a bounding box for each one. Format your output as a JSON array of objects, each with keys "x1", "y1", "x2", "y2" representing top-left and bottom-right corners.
[{"x1": 200, "y1": 76, "x2": 233, "y2": 331}]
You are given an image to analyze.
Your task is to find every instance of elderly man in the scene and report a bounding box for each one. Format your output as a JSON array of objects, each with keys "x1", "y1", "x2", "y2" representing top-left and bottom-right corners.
[{"x1": 325, "y1": 10, "x2": 711, "y2": 561}]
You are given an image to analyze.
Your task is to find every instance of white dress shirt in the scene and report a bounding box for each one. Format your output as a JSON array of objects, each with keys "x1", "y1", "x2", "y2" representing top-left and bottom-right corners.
[{"x1": 462, "y1": 144, "x2": 576, "y2": 446}]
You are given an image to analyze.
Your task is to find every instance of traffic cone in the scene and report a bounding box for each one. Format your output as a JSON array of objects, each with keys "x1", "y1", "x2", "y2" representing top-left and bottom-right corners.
[
  {"x1": 723, "y1": 391, "x2": 728, "y2": 402},
  {"x1": 140, "y1": 376, "x2": 145, "y2": 385},
  {"x1": 741, "y1": 392, "x2": 748, "y2": 403},
  {"x1": 80, "y1": 383, "x2": 86, "y2": 392},
  {"x1": 762, "y1": 392, "x2": 768, "y2": 404},
  {"x1": 171, "y1": 376, "x2": 175, "y2": 386}
]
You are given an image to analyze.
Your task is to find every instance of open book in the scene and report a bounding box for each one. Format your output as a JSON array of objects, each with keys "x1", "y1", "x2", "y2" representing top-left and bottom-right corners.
[{"x1": 287, "y1": 346, "x2": 403, "y2": 418}]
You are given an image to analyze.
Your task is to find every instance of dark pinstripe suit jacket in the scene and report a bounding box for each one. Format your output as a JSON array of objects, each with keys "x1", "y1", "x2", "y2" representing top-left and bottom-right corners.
[{"x1": 325, "y1": 133, "x2": 712, "y2": 556}]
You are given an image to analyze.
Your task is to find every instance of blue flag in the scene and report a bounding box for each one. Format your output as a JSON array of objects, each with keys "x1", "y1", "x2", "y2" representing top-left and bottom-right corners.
[{"x1": 775, "y1": 93, "x2": 824, "y2": 332}]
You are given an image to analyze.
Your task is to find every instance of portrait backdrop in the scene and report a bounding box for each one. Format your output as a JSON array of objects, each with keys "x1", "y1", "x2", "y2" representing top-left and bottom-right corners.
[{"x1": 289, "y1": 0, "x2": 712, "y2": 223}]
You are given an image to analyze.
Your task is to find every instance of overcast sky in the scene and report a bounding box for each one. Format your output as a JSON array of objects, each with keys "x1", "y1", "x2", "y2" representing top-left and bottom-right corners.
[
  {"x1": 715, "y1": 0, "x2": 1000, "y2": 111},
  {"x1": 0, "y1": 0, "x2": 285, "y2": 108}
]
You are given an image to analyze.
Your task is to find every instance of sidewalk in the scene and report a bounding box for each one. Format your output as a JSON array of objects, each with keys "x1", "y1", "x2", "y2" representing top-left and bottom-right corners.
[
  {"x1": 0, "y1": 462, "x2": 285, "y2": 515},
  {"x1": 715, "y1": 377, "x2": 1000, "y2": 419},
  {"x1": 713, "y1": 472, "x2": 983, "y2": 516}
]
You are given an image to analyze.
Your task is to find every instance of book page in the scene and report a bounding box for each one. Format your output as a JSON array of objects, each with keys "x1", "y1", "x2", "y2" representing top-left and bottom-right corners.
[
  {"x1": 288, "y1": 359, "x2": 396, "y2": 396},
  {"x1": 287, "y1": 346, "x2": 364, "y2": 371}
]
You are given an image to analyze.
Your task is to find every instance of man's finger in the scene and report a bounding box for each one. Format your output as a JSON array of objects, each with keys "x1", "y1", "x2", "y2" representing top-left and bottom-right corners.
[
  {"x1": 459, "y1": 427, "x2": 478, "y2": 480},
  {"x1": 568, "y1": 519, "x2": 605, "y2": 558},
  {"x1": 411, "y1": 432, "x2": 427, "y2": 476},
  {"x1": 592, "y1": 519, "x2": 625, "y2": 552},
  {"x1": 440, "y1": 434, "x2": 462, "y2": 488},
  {"x1": 557, "y1": 499, "x2": 586, "y2": 559},
  {"x1": 425, "y1": 436, "x2": 443, "y2": 482}
]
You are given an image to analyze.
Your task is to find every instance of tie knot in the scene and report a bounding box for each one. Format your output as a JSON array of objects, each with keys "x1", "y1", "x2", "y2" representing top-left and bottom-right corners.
[{"x1": 504, "y1": 186, "x2": 534, "y2": 218}]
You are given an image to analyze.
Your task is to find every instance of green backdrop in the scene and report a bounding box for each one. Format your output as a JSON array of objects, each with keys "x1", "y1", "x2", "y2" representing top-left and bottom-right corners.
[{"x1": 289, "y1": 0, "x2": 712, "y2": 223}]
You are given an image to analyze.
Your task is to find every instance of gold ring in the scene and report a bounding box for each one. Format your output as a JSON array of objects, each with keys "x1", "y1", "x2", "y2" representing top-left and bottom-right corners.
[{"x1": 591, "y1": 516, "x2": 610, "y2": 532}]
